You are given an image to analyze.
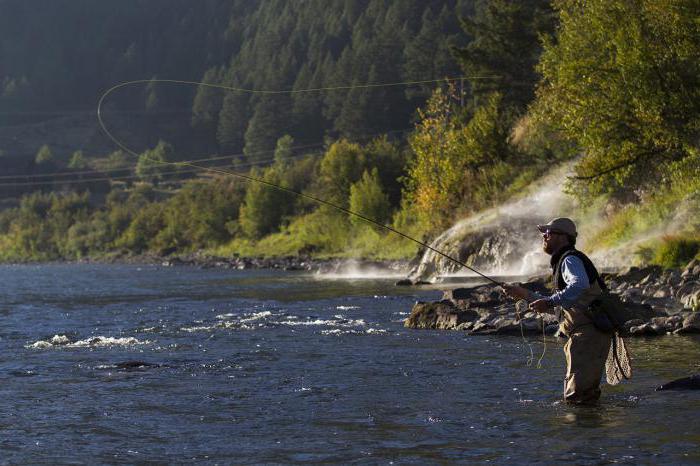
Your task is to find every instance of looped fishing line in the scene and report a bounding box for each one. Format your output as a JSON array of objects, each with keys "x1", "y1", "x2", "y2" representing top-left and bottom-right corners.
[
  {"x1": 97, "y1": 76, "x2": 504, "y2": 285},
  {"x1": 96, "y1": 75, "x2": 551, "y2": 366},
  {"x1": 515, "y1": 299, "x2": 548, "y2": 369}
]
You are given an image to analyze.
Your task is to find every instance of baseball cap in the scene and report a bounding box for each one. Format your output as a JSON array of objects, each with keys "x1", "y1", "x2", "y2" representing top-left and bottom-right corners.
[{"x1": 537, "y1": 217, "x2": 577, "y2": 237}]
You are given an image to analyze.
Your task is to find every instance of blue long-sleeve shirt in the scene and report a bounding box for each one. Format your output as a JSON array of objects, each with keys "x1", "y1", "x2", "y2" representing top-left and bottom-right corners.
[{"x1": 531, "y1": 255, "x2": 590, "y2": 308}]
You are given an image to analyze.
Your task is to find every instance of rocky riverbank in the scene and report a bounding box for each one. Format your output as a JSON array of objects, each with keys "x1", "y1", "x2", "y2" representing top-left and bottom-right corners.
[
  {"x1": 79, "y1": 251, "x2": 410, "y2": 274},
  {"x1": 404, "y1": 260, "x2": 700, "y2": 337}
]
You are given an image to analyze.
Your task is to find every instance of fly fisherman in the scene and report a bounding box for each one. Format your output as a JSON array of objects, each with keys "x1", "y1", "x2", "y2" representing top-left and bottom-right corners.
[{"x1": 502, "y1": 217, "x2": 611, "y2": 404}]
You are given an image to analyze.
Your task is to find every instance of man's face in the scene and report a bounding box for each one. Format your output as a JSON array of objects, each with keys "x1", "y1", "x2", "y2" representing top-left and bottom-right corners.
[{"x1": 541, "y1": 229, "x2": 567, "y2": 255}]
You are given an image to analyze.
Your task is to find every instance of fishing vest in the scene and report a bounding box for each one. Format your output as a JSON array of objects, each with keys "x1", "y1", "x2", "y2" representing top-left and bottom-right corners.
[
  {"x1": 551, "y1": 246, "x2": 606, "y2": 292},
  {"x1": 550, "y1": 246, "x2": 606, "y2": 334}
]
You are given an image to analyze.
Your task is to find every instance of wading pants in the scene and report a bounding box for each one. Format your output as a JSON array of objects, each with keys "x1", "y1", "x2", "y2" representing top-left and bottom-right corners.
[{"x1": 563, "y1": 324, "x2": 612, "y2": 404}]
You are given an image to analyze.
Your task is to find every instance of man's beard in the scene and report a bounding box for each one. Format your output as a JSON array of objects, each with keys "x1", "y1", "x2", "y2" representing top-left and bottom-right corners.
[{"x1": 543, "y1": 241, "x2": 554, "y2": 255}]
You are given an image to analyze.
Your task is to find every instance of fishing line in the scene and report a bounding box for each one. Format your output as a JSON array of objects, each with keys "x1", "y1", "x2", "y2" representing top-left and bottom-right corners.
[
  {"x1": 97, "y1": 76, "x2": 505, "y2": 285},
  {"x1": 97, "y1": 76, "x2": 551, "y2": 365},
  {"x1": 0, "y1": 125, "x2": 411, "y2": 183}
]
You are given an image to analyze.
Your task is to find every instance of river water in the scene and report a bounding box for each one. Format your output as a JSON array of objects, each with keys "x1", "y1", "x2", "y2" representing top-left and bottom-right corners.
[{"x1": 1, "y1": 264, "x2": 699, "y2": 464}]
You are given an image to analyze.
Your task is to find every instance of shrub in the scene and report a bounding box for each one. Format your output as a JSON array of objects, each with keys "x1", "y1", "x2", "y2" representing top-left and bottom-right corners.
[
  {"x1": 348, "y1": 168, "x2": 391, "y2": 227},
  {"x1": 651, "y1": 236, "x2": 700, "y2": 269}
]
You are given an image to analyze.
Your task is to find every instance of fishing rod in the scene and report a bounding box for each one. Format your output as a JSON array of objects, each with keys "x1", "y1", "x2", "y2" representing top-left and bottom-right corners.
[{"x1": 96, "y1": 77, "x2": 506, "y2": 286}]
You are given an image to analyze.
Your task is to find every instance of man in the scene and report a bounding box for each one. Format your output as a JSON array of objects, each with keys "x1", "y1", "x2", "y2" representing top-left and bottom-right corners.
[{"x1": 502, "y1": 217, "x2": 611, "y2": 404}]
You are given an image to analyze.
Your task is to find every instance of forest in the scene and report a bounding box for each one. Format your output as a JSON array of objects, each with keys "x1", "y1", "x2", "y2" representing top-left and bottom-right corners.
[{"x1": 0, "y1": 0, "x2": 698, "y2": 267}]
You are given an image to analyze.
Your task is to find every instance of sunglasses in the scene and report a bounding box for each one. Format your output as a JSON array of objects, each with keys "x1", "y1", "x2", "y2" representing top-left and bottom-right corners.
[{"x1": 541, "y1": 229, "x2": 565, "y2": 238}]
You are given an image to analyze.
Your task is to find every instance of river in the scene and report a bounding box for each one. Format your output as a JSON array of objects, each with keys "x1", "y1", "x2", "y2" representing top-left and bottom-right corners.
[{"x1": 1, "y1": 264, "x2": 699, "y2": 464}]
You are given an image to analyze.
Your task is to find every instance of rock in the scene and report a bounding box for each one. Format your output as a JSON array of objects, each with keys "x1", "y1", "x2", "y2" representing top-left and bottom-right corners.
[
  {"x1": 404, "y1": 302, "x2": 478, "y2": 330},
  {"x1": 455, "y1": 321, "x2": 474, "y2": 331},
  {"x1": 676, "y1": 312, "x2": 700, "y2": 334},
  {"x1": 667, "y1": 270, "x2": 683, "y2": 287},
  {"x1": 681, "y1": 289, "x2": 700, "y2": 312},
  {"x1": 651, "y1": 316, "x2": 668, "y2": 328},
  {"x1": 665, "y1": 315, "x2": 684, "y2": 332},
  {"x1": 639, "y1": 266, "x2": 663, "y2": 285},
  {"x1": 653, "y1": 287, "x2": 671, "y2": 299},
  {"x1": 656, "y1": 374, "x2": 700, "y2": 391},
  {"x1": 675, "y1": 281, "x2": 700, "y2": 299},
  {"x1": 467, "y1": 321, "x2": 484, "y2": 332},
  {"x1": 443, "y1": 288, "x2": 474, "y2": 301},
  {"x1": 395, "y1": 279, "x2": 413, "y2": 286},
  {"x1": 485, "y1": 317, "x2": 517, "y2": 335},
  {"x1": 623, "y1": 319, "x2": 645, "y2": 333},
  {"x1": 630, "y1": 323, "x2": 663, "y2": 336},
  {"x1": 621, "y1": 287, "x2": 643, "y2": 302},
  {"x1": 616, "y1": 266, "x2": 647, "y2": 283}
]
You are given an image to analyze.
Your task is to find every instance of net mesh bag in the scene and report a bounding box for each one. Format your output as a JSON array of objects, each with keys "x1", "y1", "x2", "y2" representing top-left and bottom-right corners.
[{"x1": 606, "y1": 332, "x2": 632, "y2": 385}]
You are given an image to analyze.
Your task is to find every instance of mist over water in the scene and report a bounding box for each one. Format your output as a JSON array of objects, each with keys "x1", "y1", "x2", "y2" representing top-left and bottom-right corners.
[
  {"x1": 410, "y1": 164, "x2": 575, "y2": 281},
  {"x1": 409, "y1": 160, "x2": 676, "y2": 282}
]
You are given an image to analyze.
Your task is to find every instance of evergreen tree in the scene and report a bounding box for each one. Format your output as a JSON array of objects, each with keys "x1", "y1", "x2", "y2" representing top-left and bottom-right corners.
[
  {"x1": 35, "y1": 145, "x2": 54, "y2": 166},
  {"x1": 455, "y1": 0, "x2": 554, "y2": 113},
  {"x1": 68, "y1": 150, "x2": 87, "y2": 169}
]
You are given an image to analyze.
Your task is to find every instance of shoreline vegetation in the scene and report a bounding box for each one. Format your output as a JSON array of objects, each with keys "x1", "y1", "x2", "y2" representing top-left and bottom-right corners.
[{"x1": 0, "y1": 1, "x2": 698, "y2": 286}]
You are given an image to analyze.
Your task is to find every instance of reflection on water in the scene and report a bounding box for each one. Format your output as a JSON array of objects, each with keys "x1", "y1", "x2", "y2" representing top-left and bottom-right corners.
[{"x1": 0, "y1": 264, "x2": 698, "y2": 463}]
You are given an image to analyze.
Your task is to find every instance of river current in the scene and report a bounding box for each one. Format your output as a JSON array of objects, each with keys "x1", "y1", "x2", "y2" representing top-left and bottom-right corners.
[{"x1": 1, "y1": 264, "x2": 699, "y2": 464}]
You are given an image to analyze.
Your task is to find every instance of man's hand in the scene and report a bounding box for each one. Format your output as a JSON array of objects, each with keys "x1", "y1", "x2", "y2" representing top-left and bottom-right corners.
[
  {"x1": 529, "y1": 298, "x2": 554, "y2": 315},
  {"x1": 501, "y1": 284, "x2": 530, "y2": 301}
]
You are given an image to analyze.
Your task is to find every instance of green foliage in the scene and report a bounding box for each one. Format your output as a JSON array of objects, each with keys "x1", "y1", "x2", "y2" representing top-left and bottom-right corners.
[
  {"x1": 651, "y1": 236, "x2": 700, "y2": 269},
  {"x1": 403, "y1": 88, "x2": 520, "y2": 231},
  {"x1": 116, "y1": 202, "x2": 165, "y2": 253},
  {"x1": 317, "y1": 139, "x2": 367, "y2": 207},
  {"x1": 0, "y1": 191, "x2": 90, "y2": 261},
  {"x1": 238, "y1": 167, "x2": 294, "y2": 239},
  {"x1": 348, "y1": 168, "x2": 391, "y2": 227},
  {"x1": 34, "y1": 144, "x2": 53, "y2": 165},
  {"x1": 243, "y1": 95, "x2": 292, "y2": 162},
  {"x1": 456, "y1": 0, "x2": 554, "y2": 113},
  {"x1": 274, "y1": 135, "x2": 294, "y2": 164},
  {"x1": 530, "y1": 0, "x2": 700, "y2": 201},
  {"x1": 586, "y1": 149, "x2": 700, "y2": 259},
  {"x1": 94, "y1": 150, "x2": 131, "y2": 172},
  {"x1": 153, "y1": 178, "x2": 244, "y2": 251},
  {"x1": 68, "y1": 150, "x2": 86, "y2": 169},
  {"x1": 135, "y1": 140, "x2": 174, "y2": 184},
  {"x1": 363, "y1": 136, "x2": 406, "y2": 207}
]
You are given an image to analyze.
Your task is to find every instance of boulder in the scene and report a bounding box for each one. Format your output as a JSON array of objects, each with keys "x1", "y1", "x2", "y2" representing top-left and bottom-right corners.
[
  {"x1": 616, "y1": 266, "x2": 649, "y2": 284},
  {"x1": 608, "y1": 300, "x2": 656, "y2": 324},
  {"x1": 621, "y1": 287, "x2": 643, "y2": 302},
  {"x1": 681, "y1": 289, "x2": 700, "y2": 312},
  {"x1": 443, "y1": 287, "x2": 474, "y2": 301},
  {"x1": 404, "y1": 301, "x2": 479, "y2": 330},
  {"x1": 675, "y1": 281, "x2": 700, "y2": 299},
  {"x1": 623, "y1": 319, "x2": 645, "y2": 333},
  {"x1": 665, "y1": 314, "x2": 684, "y2": 332},
  {"x1": 676, "y1": 312, "x2": 700, "y2": 334},
  {"x1": 630, "y1": 323, "x2": 663, "y2": 336}
]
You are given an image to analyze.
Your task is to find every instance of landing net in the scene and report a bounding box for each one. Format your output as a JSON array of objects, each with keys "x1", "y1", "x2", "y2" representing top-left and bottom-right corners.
[{"x1": 606, "y1": 332, "x2": 632, "y2": 385}]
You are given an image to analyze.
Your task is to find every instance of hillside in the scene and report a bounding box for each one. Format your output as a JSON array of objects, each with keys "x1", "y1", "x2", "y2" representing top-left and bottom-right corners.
[{"x1": 0, "y1": 0, "x2": 698, "y2": 272}]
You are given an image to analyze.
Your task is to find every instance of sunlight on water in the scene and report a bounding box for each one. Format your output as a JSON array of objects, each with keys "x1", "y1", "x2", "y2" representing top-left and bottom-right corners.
[{"x1": 0, "y1": 264, "x2": 698, "y2": 463}]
